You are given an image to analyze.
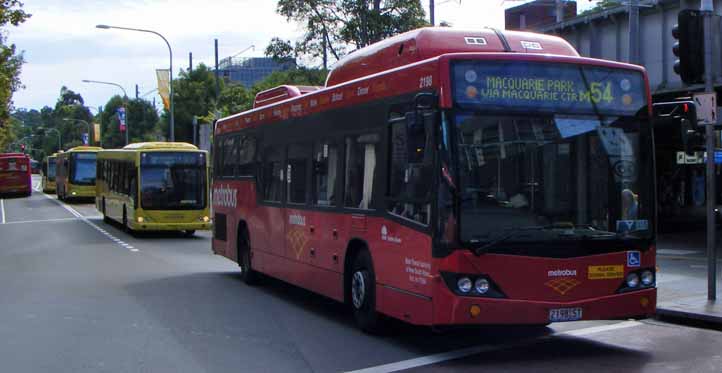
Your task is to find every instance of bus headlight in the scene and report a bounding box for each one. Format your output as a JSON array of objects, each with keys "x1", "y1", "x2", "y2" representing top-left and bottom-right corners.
[
  {"x1": 474, "y1": 278, "x2": 490, "y2": 294},
  {"x1": 71, "y1": 191, "x2": 77, "y2": 196},
  {"x1": 641, "y1": 270, "x2": 655, "y2": 286},
  {"x1": 202, "y1": 216, "x2": 210, "y2": 222},
  {"x1": 457, "y1": 277, "x2": 472, "y2": 293},
  {"x1": 137, "y1": 216, "x2": 144, "y2": 223},
  {"x1": 626, "y1": 273, "x2": 640, "y2": 288}
]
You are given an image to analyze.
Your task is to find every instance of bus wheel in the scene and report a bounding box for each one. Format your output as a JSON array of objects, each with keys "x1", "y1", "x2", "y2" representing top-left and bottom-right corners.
[
  {"x1": 102, "y1": 199, "x2": 110, "y2": 223},
  {"x1": 351, "y1": 250, "x2": 383, "y2": 333},
  {"x1": 183, "y1": 230, "x2": 196, "y2": 237},
  {"x1": 238, "y1": 229, "x2": 258, "y2": 285},
  {"x1": 122, "y1": 207, "x2": 131, "y2": 233}
]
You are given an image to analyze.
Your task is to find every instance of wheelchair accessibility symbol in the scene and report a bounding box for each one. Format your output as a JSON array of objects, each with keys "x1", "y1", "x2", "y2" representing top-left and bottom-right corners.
[{"x1": 627, "y1": 251, "x2": 641, "y2": 267}]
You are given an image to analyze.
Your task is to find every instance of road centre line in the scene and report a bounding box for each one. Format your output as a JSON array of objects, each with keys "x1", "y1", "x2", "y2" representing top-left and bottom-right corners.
[
  {"x1": 1, "y1": 199, "x2": 5, "y2": 224},
  {"x1": 346, "y1": 321, "x2": 642, "y2": 373},
  {"x1": 43, "y1": 194, "x2": 138, "y2": 252}
]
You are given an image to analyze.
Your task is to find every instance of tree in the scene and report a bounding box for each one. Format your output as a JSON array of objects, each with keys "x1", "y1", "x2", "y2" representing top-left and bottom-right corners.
[
  {"x1": 265, "y1": 37, "x2": 296, "y2": 63},
  {"x1": 579, "y1": 0, "x2": 622, "y2": 16},
  {"x1": 273, "y1": 0, "x2": 427, "y2": 66},
  {"x1": 100, "y1": 96, "x2": 159, "y2": 149},
  {"x1": 0, "y1": 0, "x2": 30, "y2": 149},
  {"x1": 159, "y1": 63, "x2": 220, "y2": 143}
]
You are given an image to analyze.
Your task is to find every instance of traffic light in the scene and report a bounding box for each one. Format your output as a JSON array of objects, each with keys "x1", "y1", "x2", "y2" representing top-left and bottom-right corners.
[
  {"x1": 672, "y1": 9, "x2": 705, "y2": 85},
  {"x1": 653, "y1": 100, "x2": 703, "y2": 155}
]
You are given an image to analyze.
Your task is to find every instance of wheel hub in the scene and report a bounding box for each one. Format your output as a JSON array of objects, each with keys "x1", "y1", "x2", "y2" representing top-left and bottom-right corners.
[{"x1": 352, "y1": 271, "x2": 366, "y2": 309}]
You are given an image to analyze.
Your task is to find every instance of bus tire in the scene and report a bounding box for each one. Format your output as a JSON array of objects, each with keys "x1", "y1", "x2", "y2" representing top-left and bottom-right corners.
[
  {"x1": 122, "y1": 206, "x2": 131, "y2": 233},
  {"x1": 350, "y1": 250, "x2": 383, "y2": 334},
  {"x1": 102, "y1": 198, "x2": 110, "y2": 223},
  {"x1": 238, "y1": 228, "x2": 259, "y2": 285}
]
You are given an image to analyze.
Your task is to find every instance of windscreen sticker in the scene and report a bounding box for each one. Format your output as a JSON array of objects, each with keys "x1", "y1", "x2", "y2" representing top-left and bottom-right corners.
[
  {"x1": 588, "y1": 265, "x2": 624, "y2": 280},
  {"x1": 554, "y1": 117, "x2": 600, "y2": 138},
  {"x1": 627, "y1": 251, "x2": 641, "y2": 267},
  {"x1": 616, "y1": 219, "x2": 648, "y2": 233}
]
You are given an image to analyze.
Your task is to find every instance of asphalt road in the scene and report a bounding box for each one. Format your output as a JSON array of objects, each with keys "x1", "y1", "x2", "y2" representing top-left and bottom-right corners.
[{"x1": 1, "y1": 176, "x2": 721, "y2": 373}]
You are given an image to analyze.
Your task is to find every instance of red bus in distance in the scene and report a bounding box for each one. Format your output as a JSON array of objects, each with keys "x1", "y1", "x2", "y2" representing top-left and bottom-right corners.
[
  {"x1": 212, "y1": 27, "x2": 656, "y2": 332},
  {"x1": 0, "y1": 152, "x2": 32, "y2": 197}
]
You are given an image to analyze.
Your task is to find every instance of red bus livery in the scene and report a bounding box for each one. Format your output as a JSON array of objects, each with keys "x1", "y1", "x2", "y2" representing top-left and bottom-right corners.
[
  {"x1": 0, "y1": 153, "x2": 32, "y2": 196},
  {"x1": 212, "y1": 28, "x2": 656, "y2": 331}
]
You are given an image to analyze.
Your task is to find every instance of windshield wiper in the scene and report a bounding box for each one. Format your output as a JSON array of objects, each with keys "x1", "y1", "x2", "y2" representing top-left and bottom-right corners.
[{"x1": 471, "y1": 224, "x2": 567, "y2": 256}]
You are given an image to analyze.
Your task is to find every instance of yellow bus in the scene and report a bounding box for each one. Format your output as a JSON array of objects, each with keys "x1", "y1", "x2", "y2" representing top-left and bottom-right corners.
[
  {"x1": 41, "y1": 152, "x2": 59, "y2": 193},
  {"x1": 56, "y1": 146, "x2": 102, "y2": 201},
  {"x1": 96, "y1": 142, "x2": 211, "y2": 235}
]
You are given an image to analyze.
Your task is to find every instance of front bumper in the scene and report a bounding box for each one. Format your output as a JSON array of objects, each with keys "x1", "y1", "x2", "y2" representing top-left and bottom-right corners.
[
  {"x1": 433, "y1": 285, "x2": 656, "y2": 325},
  {"x1": 128, "y1": 221, "x2": 211, "y2": 232}
]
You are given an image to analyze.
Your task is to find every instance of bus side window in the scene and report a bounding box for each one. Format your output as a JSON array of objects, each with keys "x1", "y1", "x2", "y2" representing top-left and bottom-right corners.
[
  {"x1": 222, "y1": 136, "x2": 237, "y2": 178},
  {"x1": 287, "y1": 143, "x2": 310, "y2": 205},
  {"x1": 344, "y1": 133, "x2": 379, "y2": 210},
  {"x1": 261, "y1": 146, "x2": 284, "y2": 202},
  {"x1": 238, "y1": 135, "x2": 256, "y2": 177},
  {"x1": 312, "y1": 141, "x2": 339, "y2": 206}
]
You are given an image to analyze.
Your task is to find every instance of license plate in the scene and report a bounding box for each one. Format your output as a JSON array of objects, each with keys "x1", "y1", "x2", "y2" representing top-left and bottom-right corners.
[{"x1": 549, "y1": 307, "x2": 583, "y2": 322}]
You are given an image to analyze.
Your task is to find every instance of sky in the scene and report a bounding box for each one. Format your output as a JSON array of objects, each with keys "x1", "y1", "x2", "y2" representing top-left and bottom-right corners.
[{"x1": 8, "y1": 0, "x2": 599, "y2": 112}]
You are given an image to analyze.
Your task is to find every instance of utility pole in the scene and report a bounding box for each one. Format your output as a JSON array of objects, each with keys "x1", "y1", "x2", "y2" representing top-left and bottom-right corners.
[
  {"x1": 192, "y1": 116, "x2": 198, "y2": 146},
  {"x1": 701, "y1": 0, "x2": 717, "y2": 301},
  {"x1": 430, "y1": 0, "x2": 435, "y2": 26},
  {"x1": 628, "y1": 0, "x2": 640, "y2": 64},
  {"x1": 214, "y1": 39, "x2": 220, "y2": 120},
  {"x1": 189, "y1": 52, "x2": 193, "y2": 73},
  {"x1": 135, "y1": 84, "x2": 139, "y2": 99},
  {"x1": 555, "y1": 0, "x2": 564, "y2": 23}
]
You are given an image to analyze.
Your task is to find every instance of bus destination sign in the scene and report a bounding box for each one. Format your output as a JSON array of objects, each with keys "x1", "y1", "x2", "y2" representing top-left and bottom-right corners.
[{"x1": 453, "y1": 61, "x2": 645, "y2": 116}]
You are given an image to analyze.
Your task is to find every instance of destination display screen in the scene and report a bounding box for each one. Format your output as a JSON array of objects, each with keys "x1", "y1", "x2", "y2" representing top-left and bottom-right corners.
[
  {"x1": 141, "y1": 152, "x2": 204, "y2": 166},
  {"x1": 452, "y1": 61, "x2": 646, "y2": 116}
]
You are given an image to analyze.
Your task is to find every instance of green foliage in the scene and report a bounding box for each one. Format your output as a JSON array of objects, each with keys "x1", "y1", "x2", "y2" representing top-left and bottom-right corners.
[
  {"x1": 265, "y1": 37, "x2": 296, "y2": 63},
  {"x1": 100, "y1": 96, "x2": 159, "y2": 149},
  {"x1": 159, "y1": 63, "x2": 220, "y2": 143},
  {"x1": 0, "y1": 0, "x2": 30, "y2": 149},
  {"x1": 273, "y1": 0, "x2": 427, "y2": 64},
  {"x1": 579, "y1": 0, "x2": 622, "y2": 16}
]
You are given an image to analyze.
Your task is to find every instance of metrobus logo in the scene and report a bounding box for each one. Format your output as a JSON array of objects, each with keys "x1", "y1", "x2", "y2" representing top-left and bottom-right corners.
[
  {"x1": 547, "y1": 269, "x2": 577, "y2": 277},
  {"x1": 213, "y1": 185, "x2": 237, "y2": 208}
]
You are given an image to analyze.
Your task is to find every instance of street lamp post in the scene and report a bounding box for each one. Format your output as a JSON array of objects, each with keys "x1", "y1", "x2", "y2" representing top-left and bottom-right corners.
[
  {"x1": 96, "y1": 24, "x2": 174, "y2": 142},
  {"x1": 82, "y1": 79, "x2": 128, "y2": 145},
  {"x1": 63, "y1": 118, "x2": 92, "y2": 145}
]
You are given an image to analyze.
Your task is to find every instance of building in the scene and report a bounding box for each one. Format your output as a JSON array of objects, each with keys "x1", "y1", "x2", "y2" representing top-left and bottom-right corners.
[
  {"x1": 505, "y1": 0, "x2": 577, "y2": 30},
  {"x1": 505, "y1": 0, "x2": 722, "y2": 231},
  {"x1": 218, "y1": 56, "x2": 297, "y2": 88}
]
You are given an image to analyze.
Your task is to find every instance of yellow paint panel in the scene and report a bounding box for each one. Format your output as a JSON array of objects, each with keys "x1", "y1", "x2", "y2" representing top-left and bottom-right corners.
[{"x1": 588, "y1": 265, "x2": 624, "y2": 280}]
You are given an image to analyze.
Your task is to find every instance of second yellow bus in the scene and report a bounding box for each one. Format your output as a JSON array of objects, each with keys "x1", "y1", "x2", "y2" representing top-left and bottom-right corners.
[{"x1": 96, "y1": 142, "x2": 211, "y2": 235}]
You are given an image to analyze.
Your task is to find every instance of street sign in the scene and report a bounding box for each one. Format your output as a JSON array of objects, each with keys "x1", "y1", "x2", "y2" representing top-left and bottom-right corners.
[
  {"x1": 117, "y1": 107, "x2": 127, "y2": 132},
  {"x1": 693, "y1": 92, "x2": 717, "y2": 125}
]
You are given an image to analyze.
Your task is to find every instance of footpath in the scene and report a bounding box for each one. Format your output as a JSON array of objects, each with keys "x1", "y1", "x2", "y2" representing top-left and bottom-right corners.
[{"x1": 656, "y1": 231, "x2": 722, "y2": 327}]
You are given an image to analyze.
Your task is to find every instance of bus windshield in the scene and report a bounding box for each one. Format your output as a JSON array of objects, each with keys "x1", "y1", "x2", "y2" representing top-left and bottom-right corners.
[
  {"x1": 47, "y1": 158, "x2": 56, "y2": 180},
  {"x1": 450, "y1": 61, "x2": 653, "y2": 248},
  {"x1": 72, "y1": 153, "x2": 97, "y2": 185},
  {"x1": 140, "y1": 152, "x2": 206, "y2": 210}
]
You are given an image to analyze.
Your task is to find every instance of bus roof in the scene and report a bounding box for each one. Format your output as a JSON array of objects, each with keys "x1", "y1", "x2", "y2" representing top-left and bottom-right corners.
[
  {"x1": 122, "y1": 142, "x2": 198, "y2": 151},
  {"x1": 64, "y1": 146, "x2": 103, "y2": 153},
  {"x1": 325, "y1": 27, "x2": 578, "y2": 87},
  {"x1": 0, "y1": 153, "x2": 29, "y2": 159}
]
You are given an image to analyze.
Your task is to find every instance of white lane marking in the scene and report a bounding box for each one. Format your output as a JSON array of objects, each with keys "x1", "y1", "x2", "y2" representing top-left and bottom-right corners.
[
  {"x1": 346, "y1": 321, "x2": 642, "y2": 373},
  {"x1": 2, "y1": 217, "x2": 79, "y2": 225},
  {"x1": 0, "y1": 199, "x2": 5, "y2": 224},
  {"x1": 656, "y1": 273, "x2": 689, "y2": 284},
  {"x1": 657, "y1": 249, "x2": 699, "y2": 256},
  {"x1": 43, "y1": 194, "x2": 139, "y2": 253}
]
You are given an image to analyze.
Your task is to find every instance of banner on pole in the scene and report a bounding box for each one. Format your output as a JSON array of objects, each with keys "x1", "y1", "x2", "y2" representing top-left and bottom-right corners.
[
  {"x1": 93, "y1": 123, "x2": 101, "y2": 142},
  {"x1": 81, "y1": 133, "x2": 89, "y2": 145},
  {"x1": 117, "y1": 107, "x2": 126, "y2": 132},
  {"x1": 156, "y1": 69, "x2": 170, "y2": 110}
]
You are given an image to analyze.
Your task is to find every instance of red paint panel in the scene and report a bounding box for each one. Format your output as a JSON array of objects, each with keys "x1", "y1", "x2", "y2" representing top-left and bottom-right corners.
[{"x1": 376, "y1": 285, "x2": 433, "y2": 326}]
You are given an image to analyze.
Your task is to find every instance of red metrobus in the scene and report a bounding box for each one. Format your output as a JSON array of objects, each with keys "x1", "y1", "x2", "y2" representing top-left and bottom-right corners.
[
  {"x1": 0, "y1": 152, "x2": 32, "y2": 196},
  {"x1": 212, "y1": 28, "x2": 656, "y2": 331}
]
